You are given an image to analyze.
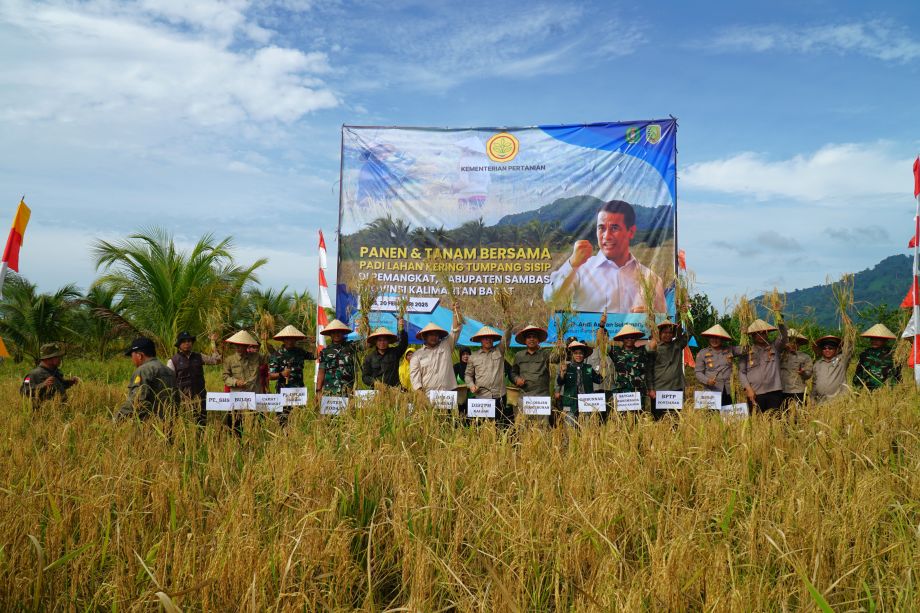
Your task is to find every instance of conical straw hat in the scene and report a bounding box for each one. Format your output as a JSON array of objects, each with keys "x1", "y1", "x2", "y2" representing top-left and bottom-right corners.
[
  {"x1": 273, "y1": 324, "x2": 307, "y2": 340},
  {"x1": 319, "y1": 319, "x2": 351, "y2": 335},
  {"x1": 815, "y1": 335, "x2": 841, "y2": 347},
  {"x1": 787, "y1": 328, "x2": 809, "y2": 344},
  {"x1": 514, "y1": 324, "x2": 548, "y2": 344},
  {"x1": 415, "y1": 322, "x2": 448, "y2": 340},
  {"x1": 470, "y1": 326, "x2": 503, "y2": 342},
  {"x1": 226, "y1": 330, "x2": 259, "y2": 346},
  {"x1": 613, "y1": 324, "x2": 644, "y2": 340},
  {"x1": 861, "y1": 323, "x2": 896, "y2": 339},
  {"x1": 657, "y1": 319, "x2": 678, "y2": 329},
  {"x1": 566, "y1": 340, "x2": 593, "y2": 357},
  {"x1": 366, "y1": 326, "x2": 398, "y2": 343},
  {"x1": 700, "y1": 324, "x2": 732, "y2": 340},
  {"x1": 746, "y1": 319, "x2": 777, "y2": 334}
]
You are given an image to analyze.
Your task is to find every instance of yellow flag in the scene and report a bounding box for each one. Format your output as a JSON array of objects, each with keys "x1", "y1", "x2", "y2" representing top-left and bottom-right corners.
[{"x1": 0, "y1": 337, "x2": 9, "y2": 359}]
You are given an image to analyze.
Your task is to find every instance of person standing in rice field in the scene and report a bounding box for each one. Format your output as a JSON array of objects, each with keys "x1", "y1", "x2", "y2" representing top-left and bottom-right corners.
[
  {"x1": 738, "y1": 319, "x2": 788, "y2": 413},
  {"x1": 361, "y1": 317, "x2": 408, "y2": 388},
  {"x1": 269, "y1": 325, "x2": 315, "y2": 425},
  {"x1": 779, "y1": 328, "x2": 813, "y2": 408},
  {"x1": 116, "y1": 337, "x2": 178, "y2": 420},
  {"x1": 586, "y1": 333, "x2": 614, "y2": 421},
  {"x1": 606, "y1": 321, "x2": 652, "y2": 410},
  {"x1": 646, "y1": 319, "x2": 692, "y2": 419},
  {"x1": 811, "y1": 335, "x2": 853, "y2": 404},
  {"x1": 316, "y1": 319, "x2": 359, "y2": 397},
  {"x1": 694, "y1": 324, "x2": 738, "y2": 408},
  {"x1": 853, "y1": 324, "x2": 900, "y2": 390},
  {"x1": 167, "y1": 331, "x2": 221, "y2": 426},
  {"x1": 20, "y1": 342, "x2": 79, "y2": 408},
  {"x1": 409, "y1": 304, "x2": 463, "y2": 395},
  {"x1": 511, "y1": 324, "x2": 553, "y2": 424},
  {"x1": 555, "y1": 340, "x2": 602, "y2": 425},
  {"x1": 399, "y1": 347, "x2": 416, "y2": 391},
  {"x1": 221, "y1": 330, "x2": 264, "y2": 433},
  {"x1": 465, "y1": 324, "x2": 513, "y2": 426}
]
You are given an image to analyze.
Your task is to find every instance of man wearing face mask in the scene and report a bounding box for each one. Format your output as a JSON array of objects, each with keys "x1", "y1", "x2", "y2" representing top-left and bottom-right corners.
[{"x1": 543, "y1": 200, "x2": 666, "y2": 313}]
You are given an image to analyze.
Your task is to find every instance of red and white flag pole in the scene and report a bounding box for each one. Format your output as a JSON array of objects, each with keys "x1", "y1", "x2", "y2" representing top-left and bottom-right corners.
[
  {"x1": 912, "y1": 157, "x2": 920, "y2": 388},
  {"x1": 315, "y1": 230, "x2": 331, "y2": 386}
]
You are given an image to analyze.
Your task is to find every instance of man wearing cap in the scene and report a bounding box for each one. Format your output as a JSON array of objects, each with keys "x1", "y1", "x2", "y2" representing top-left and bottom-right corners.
[
  {"x1": 811, "y1": 335, "x2": 852, "y2": 404},
  {"x1": 543, "y1": 200, "x2": 666, "y2": 313},
  {"x1": 410, "y1": 304, "x2": 463, "y2": 394},
  {"x1": 167, "y1": 331, "x2": 221, "y2": 425},
  {"x1": 738, "y1": 319, "x2": 788, "y2": 413},
  {"x1": 20, "y1": 343, "x2": 79, "y2": 407},
  {"x1": 222, "y1": 330, "x2": 264, "y2": 393},
  {"x1": 646, "y1": 319, "x2": 692, "y2": 419},
  {"x1": 853, "y1": 324, "x2": 900, "y2": 390},
  {"x1": 361, "y1": 317, "x2": 408, "y2": 388},
  {"x1": 465, "y1": 324, "x2": 513, "y2": 425},
  {"x1": 117, "y1": 337, "x2": 178, "y2": 419},
  {"x1": 555, "y1": 340, "x2": 602, "y2": 425},
  {"x1": 779, "y1": 329, "x2": 813, "y2": 407},
  {"x1": 694, "y1": 324, "x2": 737, "y2": 407},
  {"x1": 317, "y1": 319, "x2": 358, "y2": 396}
]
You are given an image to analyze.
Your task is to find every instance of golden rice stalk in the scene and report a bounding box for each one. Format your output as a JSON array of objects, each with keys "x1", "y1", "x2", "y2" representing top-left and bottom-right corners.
[
  {"x1": 638, "y1": 269, "x2": 660, "y2": 343},
  {"x1": 254, "y1": 310, "x2": 276, "y2": 354},
  {"x1": 551, "y1": 303, "x2": 576, "y2": 367},
  {"x1": 204, "y1": 306, "x2": 226, "y2": 349},
  {"x1": 394, "y1": 290, "x2": 411, "y2": 321},
  {"x1": 354, "y1": 276, "x2": 383, "y2": 341},
  {"x1": 733, "y1": 295, "x2": 755, "y2": 351},
  {"x1": 830, "y1": 273, "x2": 856, "y2": 358},
  {"x1": 762, "y1": 287, "x2": 786, "y2": 328},
  {"x1": 675, "y1": 269, "x2": 696, "y2": 330},
  {"x1": 594, "y1": 307, "x2": 609, "y2": 379}
]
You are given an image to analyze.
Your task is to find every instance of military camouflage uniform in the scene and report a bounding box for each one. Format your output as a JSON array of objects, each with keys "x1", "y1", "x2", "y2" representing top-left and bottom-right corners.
[
  {"x1": 319, "y1": 342, "x2": 357, "y2": 396},
  {"x1": 20, "y1": 364, "x2": 75, "y2": 406},
  {"x1": 269, "y1": 347, "x2": 314, "y2": 390},
  {"x1": 853, "y1": 347, "x2": 900, "y2": 390},
  {"x1": 609, "y1": 346, "x2": 651, "y2": 394}
]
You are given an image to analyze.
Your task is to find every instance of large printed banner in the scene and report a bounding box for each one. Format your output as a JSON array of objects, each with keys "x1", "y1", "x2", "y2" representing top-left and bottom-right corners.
[{"x1": 337, "y1": 121, "x2": 677, "y2": 344}]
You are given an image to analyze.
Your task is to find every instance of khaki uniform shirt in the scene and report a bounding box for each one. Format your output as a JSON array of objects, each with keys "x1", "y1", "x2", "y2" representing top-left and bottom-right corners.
[
  {"x1": 738, "y1": 326, "x2": 788, "y2": 394},
  {"x1": 222, "y1": 352, "x2": 263, "y2": 392},
  {"x1": 647, "y1": 331, "x2": 689, "y2": 391},
  {"x1": 466, "y1": 345, "x2": 507, "y2": 399},
  {"x1": 409, "y1": 328, "x2": 459, "y2": 392},
  {"x1": 694, "y1": 346, "x2": 737, "y2": 393},
  {"x1": 780, "y1": 350, "x2": 813, "y2": 394},
  {"x1": 512, "y1": 348, "x2": 552, "y2": 396},
  {"x1": 812, "y1": 349, "x2": 853, "y2": 403},
  {"x1": 586, "y1": 349, "x2": 614, "y2": 391}
]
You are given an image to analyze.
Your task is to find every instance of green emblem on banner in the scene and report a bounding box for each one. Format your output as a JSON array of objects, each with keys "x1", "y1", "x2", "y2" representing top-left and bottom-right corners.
[
  {"x1": 646, "y1": 124, "x2": 661, "y2": 144},
  {"x1": 625, "y1": 127, "x2": 640, "y2": 144}
]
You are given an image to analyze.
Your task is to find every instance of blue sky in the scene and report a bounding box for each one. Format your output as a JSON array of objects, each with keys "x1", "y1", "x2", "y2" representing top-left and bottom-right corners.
[{"x1": 1, "y1": 0, "x2": 919, "y2": 312}]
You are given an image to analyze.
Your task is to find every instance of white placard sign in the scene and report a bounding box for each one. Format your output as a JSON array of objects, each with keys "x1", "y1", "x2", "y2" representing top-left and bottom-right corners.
[
  {"x1": 427, "y1": 390, "x2": 458, "y2": 410},
  {"x1": 614, "y1": 392, "x2": 642, "y2": 412},
  {"x1": 354, "y1": 389, "x2": 377, "y2": 406},
  {"x1": 721, "y1": 403, "x2": 749, "y2": 419},
  {"x1": 655, "y1": 390, "x2": 684, "y2": 411},
  {"x1": 255, "y1": 394, "x2": 284, "y2": 413},
  {"x1": 280, "y1": 387, "x2": 308, "y2": 406},
  {"x1": 577, "y1": 392, "x2": 607, "y2": 413},
  {"x1": 231, "y1": 392, "x2": 256, "y2": 411},
  {"x1": 694, "y1": 391, "x2": 722, "y2": 410},
  {"x1": 521, "y1": 396, "x2": 552, "y2": 416},
  {"x1": 467, "y1": 398, "x2": 495, "y2": 418},
  {"x1": 321, "y1": 396, "x2": 347, "y2": 415},
  {"x1": 206, "y1": 392, "x2": 233, "y2": 411}
]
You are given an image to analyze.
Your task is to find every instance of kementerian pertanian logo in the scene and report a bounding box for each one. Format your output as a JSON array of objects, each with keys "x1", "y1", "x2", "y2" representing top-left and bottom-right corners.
[{"x1": 486, "y1": 132, "x2": 519, "y2": 163}]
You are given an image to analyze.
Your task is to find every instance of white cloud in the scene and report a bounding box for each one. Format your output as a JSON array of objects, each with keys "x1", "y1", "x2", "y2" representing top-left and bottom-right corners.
[
  {"x1": 0, "y1": 0, "x2": 338, "y2": 127},
  {"x1": 682, "y1": 143, "x2": 911, "y2": 202},
  {"x1": 707, "y1": 21, "x2": 920, "y2": 62}
]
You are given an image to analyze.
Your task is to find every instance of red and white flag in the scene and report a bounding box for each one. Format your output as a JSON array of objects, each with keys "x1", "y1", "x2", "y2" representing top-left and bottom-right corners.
[
  {"x1": 318, "y1": 229, "x2": 328, "y2": 270},
  {"x1": 913, "y1": 156, "x2": 920, "y2": 198}
]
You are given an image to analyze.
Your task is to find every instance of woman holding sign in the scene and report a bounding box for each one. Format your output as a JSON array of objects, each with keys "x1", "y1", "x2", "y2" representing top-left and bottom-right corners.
[{"x1": 555, "y1": 341, "x2": 601, "y2": 426}]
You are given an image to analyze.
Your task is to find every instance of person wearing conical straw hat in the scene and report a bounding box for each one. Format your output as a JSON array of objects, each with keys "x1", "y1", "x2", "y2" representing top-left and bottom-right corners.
[
  {"x1": 361, "y1": 317, "x2": 408, "y2": 389},
  {"x1": 853, "y1": 323, "x2": 900, "y2": 391},
  {"x1": 317, "y1": 319, "x2": 358, "y2": 397},
  {"x1": 646, "y1": 317, "x2": 692, "y2": 420},
  {"x1": 268, "y1": 325, "x2": 316, "y2": 426},
  {"x1": 779, "y1": 328, "x2": 813, "y2": 408},
  {"x1": 694, "y1": 324, "x2": 739, "y2": 407},
  {"x1": 511, "y1": 324, "x2": 552, "y2": 396},
  {"x1": 465, "y1": 323, "x2": 513, "y2": 425},
  {"x1": 600, "y1": 315, "x2": 652, "y2": 407},
  {"x1": 555, "y1": 340, "x2": 602, "y2": 425},
  {"x1": 738, "y1": 318, "x2": 788, "y2": 413},
  {"x1": 410, "y1": 303, "x2": 463, "y2": 395},
  {"x1": 222, "y1": 330, "x2": 263, "y2": 393},
  {"x1": 166, "y1": 331, "x2": 221, "y2": 426},
  {"x1": 811, "y1": 334, "x2": 853, "y2": 404}
]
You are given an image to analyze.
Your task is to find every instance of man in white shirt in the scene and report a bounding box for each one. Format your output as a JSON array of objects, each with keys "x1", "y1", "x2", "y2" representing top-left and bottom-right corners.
[{"x1": 543, "y1": 200, "x2": 666, "y2": 313}]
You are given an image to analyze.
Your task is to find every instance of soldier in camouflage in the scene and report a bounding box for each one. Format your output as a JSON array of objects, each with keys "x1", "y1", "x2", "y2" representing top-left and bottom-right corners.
[
  {"x1": 20, "y1": 342, "x2": 79, "y2": 407},
  {"x1": 853, "y1": 324, "x2": 900, "y2": 390},
  {"x1": 317, "y1": 319, "x2": 358, "y2": 397},
  {"x1": 269, "y1": 325, "x2": 315, "y2": 425},
  {"x1": 607, "y1": 324, "x2": 652, "y2": 402}
]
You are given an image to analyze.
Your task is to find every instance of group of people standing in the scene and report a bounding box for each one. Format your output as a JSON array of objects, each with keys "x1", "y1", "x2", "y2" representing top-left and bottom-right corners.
[{"x1": 18, "y1": 309, "x2": 903, "y2": 426}]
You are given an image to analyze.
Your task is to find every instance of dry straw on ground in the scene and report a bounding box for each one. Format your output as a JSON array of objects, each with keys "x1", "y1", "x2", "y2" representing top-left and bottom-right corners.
[{"x1": 1, "y1": 362, "x2": 919, "y2": 611}]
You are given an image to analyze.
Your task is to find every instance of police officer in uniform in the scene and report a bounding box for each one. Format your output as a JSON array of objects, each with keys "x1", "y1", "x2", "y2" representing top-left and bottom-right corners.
[
  {"x1": 20, "y1": 342, "x2": 79, "y2": 407},
  {"x1": 117, "y1": 337, "x2": 178, "y2": 420}
]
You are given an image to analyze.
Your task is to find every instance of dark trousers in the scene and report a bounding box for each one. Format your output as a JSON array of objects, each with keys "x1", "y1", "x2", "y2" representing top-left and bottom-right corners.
[
  {"x1": 720, "y1": 390, "x2": 733, "y2": 408},
  {"x1": 754, "y1": 390, "x2": 784, "y2": 413}
]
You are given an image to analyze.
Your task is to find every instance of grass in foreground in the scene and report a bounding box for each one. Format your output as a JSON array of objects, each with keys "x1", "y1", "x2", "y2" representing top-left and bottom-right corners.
[{"x1": 0, "y1": 369, "x2": 919, "y2": 611}]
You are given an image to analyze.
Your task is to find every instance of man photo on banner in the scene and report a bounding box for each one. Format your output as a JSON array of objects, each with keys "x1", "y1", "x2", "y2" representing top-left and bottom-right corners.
[{"x1": 542, "y1": 200, "x2": 666, "y2": 313}]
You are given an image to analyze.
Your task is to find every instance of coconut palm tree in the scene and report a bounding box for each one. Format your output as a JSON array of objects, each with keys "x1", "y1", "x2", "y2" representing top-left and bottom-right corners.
[
  {"x1": 0, "y1": 274, "x2": 80, "y2": 363},
  {"x1": 92, "y1": 227, "x2": 266, "y2": 354},
  {"x1": 72, "y1": 284, "x2": 132, "y2": 359}
]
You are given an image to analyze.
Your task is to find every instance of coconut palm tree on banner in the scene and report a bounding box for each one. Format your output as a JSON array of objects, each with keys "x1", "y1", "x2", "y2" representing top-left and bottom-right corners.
[{"x1": 91, "y1": 227, "x2": 266, "y2": 355}]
